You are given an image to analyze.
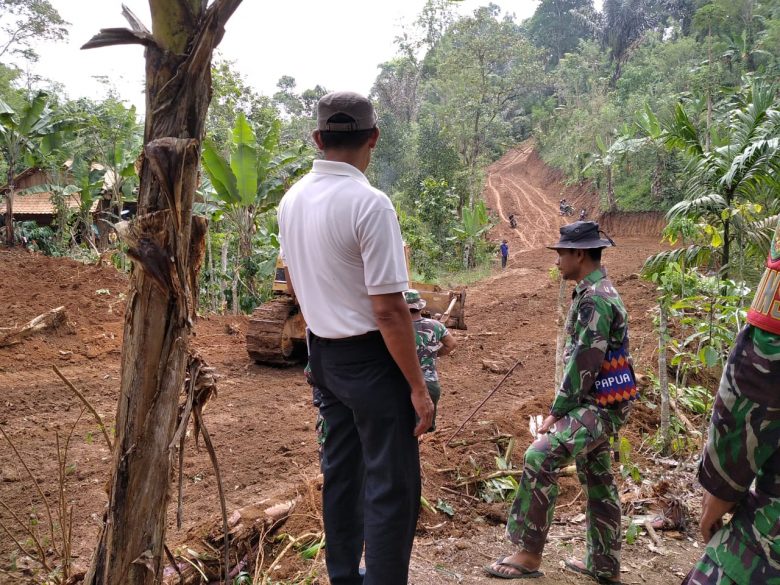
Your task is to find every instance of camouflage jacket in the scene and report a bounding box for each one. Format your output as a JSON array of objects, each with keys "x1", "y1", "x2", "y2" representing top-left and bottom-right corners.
[
  {"x1": 412, "y1": 317, "x2": 449, "y2": 383},
  {"x1": 550, "y1": 268, "x2": 632, "y2": 422},
  {"x1": 698, "y1": 326, "x2": 780, "y2": 585}
]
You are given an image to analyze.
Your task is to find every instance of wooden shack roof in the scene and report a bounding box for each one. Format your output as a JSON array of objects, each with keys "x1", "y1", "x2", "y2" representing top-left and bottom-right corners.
[{"x1": 1, "y1": 168, "x2": 100, "y2": 216}]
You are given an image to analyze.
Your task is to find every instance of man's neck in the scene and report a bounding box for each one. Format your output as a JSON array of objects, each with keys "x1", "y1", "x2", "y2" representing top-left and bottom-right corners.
[
  {"x1": 411, "y1": 313, "x2": 422, "y2": 321},
  {"x1": 571, "y1": 262, "x2": 601, "y2": 284},
  {"x1": 323, "y1": 149, "x2": 369, "y2": 173}
]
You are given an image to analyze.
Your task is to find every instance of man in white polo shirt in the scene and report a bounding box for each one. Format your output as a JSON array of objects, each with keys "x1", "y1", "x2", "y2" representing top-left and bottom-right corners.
[{"x1": 277, "y1": 91, "x2": 433, "y2": 585}]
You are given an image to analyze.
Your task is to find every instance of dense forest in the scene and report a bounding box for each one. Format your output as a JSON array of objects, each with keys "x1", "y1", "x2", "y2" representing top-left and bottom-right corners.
[{"x1": 1, "y1": 0, "x2": 779, "y2": 304}]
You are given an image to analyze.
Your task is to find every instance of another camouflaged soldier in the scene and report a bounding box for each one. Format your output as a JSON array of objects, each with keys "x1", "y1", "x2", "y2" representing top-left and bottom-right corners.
[
  {"x1": 682, "y1": 219, "x2": 780, "y2": 585},
  {"x1": 404, "y1": 289, "x2": 457, "y2": 431},
  {"x1": 487, "y1": 221, "x2": 635, "y2": 583}
]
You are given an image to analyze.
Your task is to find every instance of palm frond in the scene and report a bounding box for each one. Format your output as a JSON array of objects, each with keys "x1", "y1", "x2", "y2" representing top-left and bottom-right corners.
[
  {"x1": 667, "y1": 193, "x2": 727, "y2": 220},
  {"x1": 642, "y1": 245, "x2": 715, "y2": 278}
]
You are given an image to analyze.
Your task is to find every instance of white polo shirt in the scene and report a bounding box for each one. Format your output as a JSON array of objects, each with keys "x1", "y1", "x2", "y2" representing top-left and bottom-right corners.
[{"x1": 277, "y1": 160, "x2": 408, "y2": 339}]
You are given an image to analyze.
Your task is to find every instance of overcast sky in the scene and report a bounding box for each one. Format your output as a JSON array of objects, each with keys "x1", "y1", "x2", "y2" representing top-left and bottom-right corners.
[{"x1": 20, "y1": 1, "x2": 541, "y2": 112}]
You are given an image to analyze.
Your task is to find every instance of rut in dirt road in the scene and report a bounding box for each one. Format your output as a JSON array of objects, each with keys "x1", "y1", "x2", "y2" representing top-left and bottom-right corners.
[{"x1": 483, "y1": 144, "x2": 569, "y2": 254}]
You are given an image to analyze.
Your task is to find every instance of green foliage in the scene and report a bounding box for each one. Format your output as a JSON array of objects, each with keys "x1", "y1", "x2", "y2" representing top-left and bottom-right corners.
[
  {"x1": 652, "y1": 79, "x2": 780, "y2": 275},
  {"x1": 616, "y1": 436, "x2": 642, "y2": 483},
  {"x1": 200, "y1": 112, "x2": 313, "y2": 313},
  {"x1": 435, "y1": 499, "x2": 454, "y2": 517},
  {"x1": 16, "y1": 220, "x2": 55, "y2": 254},
  {"x1": 625, "y1": 521, "x2": 640, "y2": 545},
  {"x1": 450, "y1": 200, "x2": 493, "y2": 268}
]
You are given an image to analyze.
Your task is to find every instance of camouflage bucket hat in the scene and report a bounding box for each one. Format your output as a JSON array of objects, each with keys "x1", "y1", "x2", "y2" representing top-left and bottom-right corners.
[
  {"x1": 546, "y1": 220, "x2": 615, "y2": 250},
  {"x1": 403, "y1": 289, "x2": 427, "y2": 311}
]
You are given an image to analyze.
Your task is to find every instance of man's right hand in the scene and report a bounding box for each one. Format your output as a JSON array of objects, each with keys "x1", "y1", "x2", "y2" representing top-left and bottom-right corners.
[{"x1": 411, "y1": 386, "x2": 434, "y2": 437}]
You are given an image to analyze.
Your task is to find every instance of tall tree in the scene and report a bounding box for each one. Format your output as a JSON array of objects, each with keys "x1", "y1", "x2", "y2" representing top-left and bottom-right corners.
[
  {"x1": 602, "y1": 0, "x2": 660, "y2": 81},
  {"x1": 526, "y1": 0, "x2": 597, "y2": 66},
  {"x1": 0, "y1": 0, "x2": 68, "y2": 61},
  {"x1": 80, "y1": 1, "x2": 242, "y2": 583}
]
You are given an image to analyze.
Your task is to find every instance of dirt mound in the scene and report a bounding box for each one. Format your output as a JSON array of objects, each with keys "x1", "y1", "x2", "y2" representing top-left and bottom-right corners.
[
  {"x1": 598, "y1": 211, "x2": 666, "y2": 238},
  {"x1": 0, "y1": 248, "x2": 128, "y2": 372}
]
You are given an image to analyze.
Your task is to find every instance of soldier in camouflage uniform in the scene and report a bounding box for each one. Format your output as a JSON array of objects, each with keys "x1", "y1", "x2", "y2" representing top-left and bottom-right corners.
[
  {"x1": 682, "y1": 219, "x2": 780, "y2": 585},
  {"x1": 404, "y1": 289, "x2": 457, "y2": 431},
  {"x1": 487, "y1": 221, "x2": 635, "y2": 583}
]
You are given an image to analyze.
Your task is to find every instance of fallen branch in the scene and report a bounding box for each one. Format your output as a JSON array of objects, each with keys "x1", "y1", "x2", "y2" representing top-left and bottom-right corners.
[
  {"x1": 446, "y1": 359, "x2": 523, "y2": 446},
  {"x1": 558, "y1": 488, "x2": 583, "y2": 510},
  {"x1": 163, "y1": 499, "x2": 298, "y2": 585},
  {"x1": 456, "y1": 465, "x2": 576, "y2": 486},
  {"x1": 643, "y1": 520, "x2": 663, "y2": 548},
  {"x1": 446, "y1": 433, "x2": 513, "y2": 448},
  {"x1": 0, "y1": 306, "x2": 66, "y2": 347},
  {"x1": 669, "y1": 396, "x2": 700, "y2": 436}
]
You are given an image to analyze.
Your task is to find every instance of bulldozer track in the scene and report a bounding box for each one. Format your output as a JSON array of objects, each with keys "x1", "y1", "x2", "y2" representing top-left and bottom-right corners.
[{"x1": 246, "y1": 297, "x2": 301, "y2": 366}]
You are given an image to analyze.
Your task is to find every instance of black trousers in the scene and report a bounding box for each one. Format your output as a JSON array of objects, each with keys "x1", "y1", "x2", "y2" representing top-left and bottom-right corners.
[
  {"x1": 501, "y1": 255, "x2": 508, "y2": 268},
  {"x1": 308, "y1": 331, "x2": 421, "y2": 585}
]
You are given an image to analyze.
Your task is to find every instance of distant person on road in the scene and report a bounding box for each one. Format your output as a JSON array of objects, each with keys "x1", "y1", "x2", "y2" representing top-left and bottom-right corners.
[
  {"x1": 278, "y1": 91, "x2": 433, "y2": 585},
  {"x1": 579, "y1": 209, "x2": 587, "y2": 221},
  {"x1": 681, "y1": 218, "x2": 780, "y2": 585},
  {"x1": 500, "y1": 239, "x2": 509, "y2": 269},
  {"x1": 509, "y1": 213, "x2": 517, "y2": 229},
  {"x1": 486, "y1": 221, "x2": 635, "y2": 583},
  {"x1": 405, "y1": 289, "x2": 457, "y2": 432}
]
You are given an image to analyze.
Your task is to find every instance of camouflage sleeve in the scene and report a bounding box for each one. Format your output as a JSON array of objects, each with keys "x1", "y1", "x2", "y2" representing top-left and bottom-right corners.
[
  {"x1": 698, "y1": 326, "x2": 780, "y2": 501},
  {"x1": 550, "y1": 296, "x2": 611, "y2": 417}
]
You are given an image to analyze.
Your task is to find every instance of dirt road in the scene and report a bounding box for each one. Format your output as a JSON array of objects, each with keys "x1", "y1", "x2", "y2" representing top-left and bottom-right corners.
[{"x1": 0, "y1": 146, "x2": 701, "y2": 584}]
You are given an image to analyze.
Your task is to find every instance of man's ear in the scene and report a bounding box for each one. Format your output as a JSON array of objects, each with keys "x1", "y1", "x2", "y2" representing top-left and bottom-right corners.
[
  {"x1": 312, "y1": 130, "x2": 325, "y2": 150},
  {"x1": 368, "y1": 127, "x2": 380, "y2": 149}
]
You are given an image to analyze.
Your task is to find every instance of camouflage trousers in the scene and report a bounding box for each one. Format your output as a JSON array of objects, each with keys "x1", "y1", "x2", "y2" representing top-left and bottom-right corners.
[{"x1": 506, "y1": 406, "x2": 625, "y2": 579}]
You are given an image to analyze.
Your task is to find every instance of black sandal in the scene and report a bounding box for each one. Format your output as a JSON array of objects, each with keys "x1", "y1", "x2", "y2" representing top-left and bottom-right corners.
[{"x1": 564, "y1": 558, "x2": 625, "y2": 585}]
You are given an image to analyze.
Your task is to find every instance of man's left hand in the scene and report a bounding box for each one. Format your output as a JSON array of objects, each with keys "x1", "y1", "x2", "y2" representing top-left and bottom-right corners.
[
  {"x1": 700, "y1": 489, "x2": 737, "y2": 542},
  {"x1": 538, "y1": 415, "x2": 558, "y2": 434}
]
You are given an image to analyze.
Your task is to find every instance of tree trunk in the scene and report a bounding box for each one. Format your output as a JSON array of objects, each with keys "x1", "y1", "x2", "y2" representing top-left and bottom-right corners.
[
  {"x1": 658, "y1": 303, "x2": 671, "y2": 454},
  {"x1": 3, "y1": 174, "x2": 14, "y2": 246},
  {"x1": 722, "y1": 214, "x2": 730, "y2": 277},
  {"x1": 554, "y1": 276, "x2": 568, "y2": 389},
  {"x1": 220, "y1": 238, "x2": 228, "y2": 312},
  {"x1": 232, "y1": 260, "x2": 240, "y2": 315},
  {"x1": 606, "y1": 166, "x2": 617, "y2": 212},
  {"x1": 206, "y1": 224, "x2": 215, "y2": 312},
  {"x1": 651, "y1": 154, "x2": 662, "y2": 201},
  {"x1": 82, "y1": 2, "x2": 242, "y2": 584}
]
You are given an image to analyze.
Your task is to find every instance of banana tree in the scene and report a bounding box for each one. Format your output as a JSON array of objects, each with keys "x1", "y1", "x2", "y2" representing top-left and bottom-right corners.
[
  {"x1": 201, "y1": 112, "x2": 312, "y2": 311},
  {"x1": 0, "y1": 91, "x2": 57, "y2": 246},
  {"x1": 451, "y1": 200, "x2": 492, "y2": 268}
]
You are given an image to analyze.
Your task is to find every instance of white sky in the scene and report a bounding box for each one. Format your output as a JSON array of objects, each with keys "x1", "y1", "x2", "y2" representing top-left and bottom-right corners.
[{"x1": 21, "y1": 0, "x2": 542, "y2": 112}]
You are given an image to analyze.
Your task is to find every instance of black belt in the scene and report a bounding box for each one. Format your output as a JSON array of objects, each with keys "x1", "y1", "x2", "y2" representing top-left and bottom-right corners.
[{"x1": 310, "y1": 330, "x2": 382, "y2": 345}]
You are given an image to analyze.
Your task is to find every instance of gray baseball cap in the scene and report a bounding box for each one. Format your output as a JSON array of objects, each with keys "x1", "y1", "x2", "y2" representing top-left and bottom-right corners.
[{"x1": 317, "y1": 91, "x2": 377, "y2": 132}]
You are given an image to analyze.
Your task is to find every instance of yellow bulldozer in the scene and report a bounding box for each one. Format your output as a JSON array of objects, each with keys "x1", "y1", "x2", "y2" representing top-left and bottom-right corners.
[{"x1": 246, "y1": 253, "x2": 467, "y2": 366}]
